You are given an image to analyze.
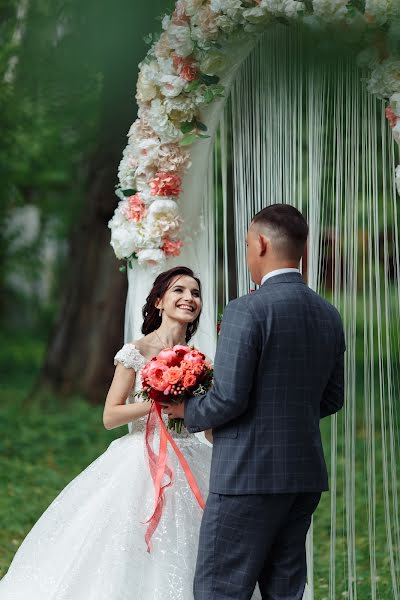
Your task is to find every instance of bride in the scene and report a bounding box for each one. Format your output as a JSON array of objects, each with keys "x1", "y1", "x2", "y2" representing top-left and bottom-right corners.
[{"x1": 0, "y1": 266, "x2": 215, "y2": 600}]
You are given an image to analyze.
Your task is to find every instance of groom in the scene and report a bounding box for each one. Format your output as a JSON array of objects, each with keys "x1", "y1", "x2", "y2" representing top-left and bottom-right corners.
[{"x1": 164, "y1": 203, "x2": 345, "y2": 599}]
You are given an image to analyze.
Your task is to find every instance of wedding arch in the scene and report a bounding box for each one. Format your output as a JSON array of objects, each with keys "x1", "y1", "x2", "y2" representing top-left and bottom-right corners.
[{"x1": 109, "y1": 2, "x2": 400, "y2": 598}]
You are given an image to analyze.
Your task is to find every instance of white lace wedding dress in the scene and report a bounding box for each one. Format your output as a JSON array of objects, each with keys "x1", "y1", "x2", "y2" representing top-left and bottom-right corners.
[{"x1": 0, "y1": 344, "x2": 214, "y2": 600}]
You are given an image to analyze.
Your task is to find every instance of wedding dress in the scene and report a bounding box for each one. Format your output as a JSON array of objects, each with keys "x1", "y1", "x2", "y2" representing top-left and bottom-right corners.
[
  {"x1": 0, "y1": 343, "x2": 310, "y2": 600},
  {"x1": 0, "y1": 344, "x2": 213, "y2": 600}
]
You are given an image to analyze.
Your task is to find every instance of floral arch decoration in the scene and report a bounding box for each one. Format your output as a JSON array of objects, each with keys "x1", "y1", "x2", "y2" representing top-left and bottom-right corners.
[{"x1": 109, "y1": 0, "x2": 400, "y2": 269}]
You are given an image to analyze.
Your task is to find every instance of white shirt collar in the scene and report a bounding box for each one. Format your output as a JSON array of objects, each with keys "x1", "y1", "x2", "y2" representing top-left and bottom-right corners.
[{"x1": 261, "y1": 268, "x2": 300, "y2": 286}]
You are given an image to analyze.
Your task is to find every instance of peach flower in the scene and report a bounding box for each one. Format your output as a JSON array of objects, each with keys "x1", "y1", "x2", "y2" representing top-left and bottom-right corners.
[
  {"x1": 150, "y1": 172, "x2": 182, "y2": 197},
  {"x1": 386, "y1": 106, "x2": 398, "y2": 128},
  {"x1": 162, "y1": 238, "x2": 183, "y2": 256},
  {"x1": 126, "y1": 193, "x2": 146, "y2": 223},
  {"x1": 183, "y1": 372, "x2": 197, "y2": 389},
  {"x1": 164, "y1": 366, "x2": 184, "y2": 385}
]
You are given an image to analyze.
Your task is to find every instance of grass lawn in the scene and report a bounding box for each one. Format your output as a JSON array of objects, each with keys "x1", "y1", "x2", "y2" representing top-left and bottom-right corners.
[{"x1": 0, "y1": 333, "x2": 398, "y2": 598}]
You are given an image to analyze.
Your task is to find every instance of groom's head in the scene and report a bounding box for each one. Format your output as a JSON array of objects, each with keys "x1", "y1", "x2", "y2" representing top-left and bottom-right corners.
[{"x1": 246, "y1": 204, "x2": 308, "y2": 285}]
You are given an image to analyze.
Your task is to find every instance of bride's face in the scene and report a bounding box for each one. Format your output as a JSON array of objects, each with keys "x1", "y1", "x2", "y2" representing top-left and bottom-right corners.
[{"x1": 157, "y1": 275, "x2": 202, "y2": 325}]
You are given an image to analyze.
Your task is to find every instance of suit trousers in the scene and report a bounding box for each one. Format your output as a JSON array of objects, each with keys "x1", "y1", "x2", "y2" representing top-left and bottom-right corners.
[{"x1": 193, "y1": 491, "x2": 321, "y2": 600}]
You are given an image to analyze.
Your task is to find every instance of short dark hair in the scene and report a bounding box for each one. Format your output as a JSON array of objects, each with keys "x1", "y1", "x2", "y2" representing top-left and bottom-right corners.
[
  {"x1": 141, "y1": 266, "x2": 202, "y2": 343},
  {"x1": 252, "y1": 204, "x2": 308, "y2": 261}
]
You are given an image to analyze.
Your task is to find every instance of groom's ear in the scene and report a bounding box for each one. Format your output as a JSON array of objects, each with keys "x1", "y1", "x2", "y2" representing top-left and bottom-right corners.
[{"x1": 259, "y1": 234, "x2": 268, "y2": 257}]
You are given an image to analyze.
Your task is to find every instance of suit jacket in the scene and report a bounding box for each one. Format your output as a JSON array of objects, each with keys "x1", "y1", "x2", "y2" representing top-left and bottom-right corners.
[{"x1": 184, "y1": 272, "x2": 345, "y2": 494}]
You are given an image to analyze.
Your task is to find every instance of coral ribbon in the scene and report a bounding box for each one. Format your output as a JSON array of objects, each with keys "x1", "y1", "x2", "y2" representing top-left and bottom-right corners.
[{"x1": 144, "y1": 401, "x2": 205, "y2": 552}]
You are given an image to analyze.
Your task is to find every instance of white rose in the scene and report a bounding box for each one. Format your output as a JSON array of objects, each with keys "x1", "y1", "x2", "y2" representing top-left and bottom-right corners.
[
  {"x1": 163, "y1": 94, "x2": 197, "y2": 121},
  {"x1": 147, "y1": 199, "x2": 182, "y2": 237},
  {"x1": 167, "y1": 23, "x2": 194, "y2": 58},
  {"x1": 159, "y1": 74, "x2": 186, "y2": 98},
  {"x1": 148, "y1": 199, "x2": 179, "y2": 219},
  {"x1": 136, "y1": 62, "x2": 159, "y2": 103},
  {"x1": 137, "y1": 248, "x2": 166, "y2": 268},
  {"x1": 146, "y1": 99, "x2": 182, "y2": 143}
]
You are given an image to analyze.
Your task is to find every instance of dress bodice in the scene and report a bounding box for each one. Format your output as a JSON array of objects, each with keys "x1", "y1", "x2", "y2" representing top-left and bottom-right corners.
[{"x1": 114, "y1": 343, "x2": 190, "y2": 438}]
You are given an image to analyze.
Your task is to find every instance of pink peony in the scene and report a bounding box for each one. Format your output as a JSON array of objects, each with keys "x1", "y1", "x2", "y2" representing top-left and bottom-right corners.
[
  {"x1": 147, "y1": 366, "x2": 170, "y2": 392},
  {"x1": 183, "y1": 372, "x2": 197, "y2": 389},
  {"x1": 172, "y1": 1, "x2": 190, "y2": 25},
  {"x1": 126, "y1": 193, "x2": 146, "y2": 223},
  {"x1": 158, "y1": 348, "x2": 182, "y2": 366},
  {"x1": 162, "y1": 238, "x2": 183, "y2": 256},
  {"x1": 173, "y1": 344, "x2": 191, "y2": 356},
  {"x1": 142, "y1": 359, "x2": 168, "y2": 384},
  {"x1": 149, "y1": 172, "x2": 182, "y2": 197},
  {"x1": 183, "y1": 350, "x2": 205, "y2": 366},
  {"x1": 386, "y1": 106, "x2": 398, "y2": 128}
]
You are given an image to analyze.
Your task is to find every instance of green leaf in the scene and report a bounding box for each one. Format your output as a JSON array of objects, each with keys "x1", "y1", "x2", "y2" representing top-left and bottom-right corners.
[
  {"x1": 180, "y1": 121, "x2": 195, "y2": 134},
  {"x1": 204, "y1": 89, "x2": 214, "y2": 103},
  {"x1": 184, "y1": 80, "x2": 201, "y2": 93},
  {"x1": 119, "y1": 264, "x2": 127, "y2": 273},
  {"x1": 197, "y1": 134, "x2": 210, "y2": 139},
  {"x1": 195, "y1": 120, "x2": 208, "y2": 131},
  {"x1": 200, "y1": 73, "x2": 220, "y2": 85},
  {"x1": 180, "y1": 133, "x2": 198, "y2": 146},
  {"x1": 121, "y1": 189, "x2": 136, "y2": 197}
]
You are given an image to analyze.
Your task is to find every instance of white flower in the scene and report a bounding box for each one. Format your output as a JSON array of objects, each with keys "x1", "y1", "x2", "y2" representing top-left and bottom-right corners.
[
  {"x1": 368, "y1": 58, "x2": 400, "y2": 99},
  {"x1": 389, "y1": 92, "x2": 400, "y2": 116},
  {"x1": 312, "y1": 0, "x2": 349, "y2": 20},
  {"x1": 108, "y1": 201, "x2": 138, "y2": 259},
  {"x1": 136, "y1": 62, "x2": 159, "y2": 103},
  {"x1": 198, "y1": 49, "x2": 227, "y2": 74},
  {"x1": 395, "y1": 165, "x2": 400, "y2": 196},
  {"x1": 365, "y1": 0, "x2": 400, "y2": 25},
  {"x1": 210, "y1": 0, "x2": 243, "y2": 20},
  {"x1": 147, "y1": 199, "x2": 183, "y2": 237},
  {"x1": 163, "y1": 94, "x2": 197, "y2": 121},
  {"x1": 145, "y1": 99, "x2": 183, "y2": 143},
  {"x1": 137, "y1": 248, "x2": 166, "y2": 268},
  {"x1": 118, "y1": 146, "x2": 138, "y2": 190},
  {"x1": 243, "y1": 4, "x2": 272, "y2": 24},
  {"x1": 184, "y1": 0, "x2": 206, "y2": 17},
  {"x1": 392, "y1": 120, "x2": 400, "y2": 144},
  {"x1": 159, "y1": 74, "x2": 186, "y2": 97},
  {"x1": 167, "y1": 23, "x2": 194, "y2": 57}
]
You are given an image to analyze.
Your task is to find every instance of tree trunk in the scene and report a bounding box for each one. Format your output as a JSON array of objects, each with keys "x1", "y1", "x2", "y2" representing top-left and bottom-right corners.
[{"x1": 37, "y1": 0, "x2": 170, "y2": 403}]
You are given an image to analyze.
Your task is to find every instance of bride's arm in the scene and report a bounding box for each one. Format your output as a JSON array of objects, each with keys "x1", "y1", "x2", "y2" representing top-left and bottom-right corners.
[{"x1": 103, "y1": 364, "x2": 151, "y2": 430}]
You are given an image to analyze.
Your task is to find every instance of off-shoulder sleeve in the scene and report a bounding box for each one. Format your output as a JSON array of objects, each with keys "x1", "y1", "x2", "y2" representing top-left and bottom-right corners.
[{"x1": 114, "y1": 344, "x2": 146, "y2": 371}]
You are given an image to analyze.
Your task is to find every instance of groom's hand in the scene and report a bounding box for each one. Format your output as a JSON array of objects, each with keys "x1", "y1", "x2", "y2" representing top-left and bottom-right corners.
[{"x1": 161, "y1": 402, "x2": 185, "y2": 419}]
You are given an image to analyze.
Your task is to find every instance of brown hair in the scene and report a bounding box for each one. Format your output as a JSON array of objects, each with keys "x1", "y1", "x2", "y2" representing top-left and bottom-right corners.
[
  {"x1": 252, "y1": 203, "x2": 308, "y2": 261},
  {"x1": 141, "y1": 266, "x2": 202, "y2": 343}
]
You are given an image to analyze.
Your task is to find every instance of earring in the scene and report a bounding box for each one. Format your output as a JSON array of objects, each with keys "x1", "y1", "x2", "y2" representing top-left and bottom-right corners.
[{"x1": 159, "y1": 308, "x2": 162, "y2": 318}]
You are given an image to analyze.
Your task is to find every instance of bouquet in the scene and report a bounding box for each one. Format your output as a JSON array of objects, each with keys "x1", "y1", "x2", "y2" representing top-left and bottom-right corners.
[{"x1": 137, "y1": 344, "x2": 213, "y2": 433}]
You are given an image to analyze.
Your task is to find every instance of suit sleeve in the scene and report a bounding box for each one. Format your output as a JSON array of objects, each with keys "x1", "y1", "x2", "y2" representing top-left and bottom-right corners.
[
  {"x1": 184, "y1": 298, "x2": 260, "y2": 433},
  {"x1": 320, "y1": 324, "x2": 346, "y2": 419}
]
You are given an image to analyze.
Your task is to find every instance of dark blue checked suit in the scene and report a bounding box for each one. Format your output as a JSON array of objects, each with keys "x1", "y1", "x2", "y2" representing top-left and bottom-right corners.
[{"x1": 184, "y1": 272, "x2": 345, "y2": 600}]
